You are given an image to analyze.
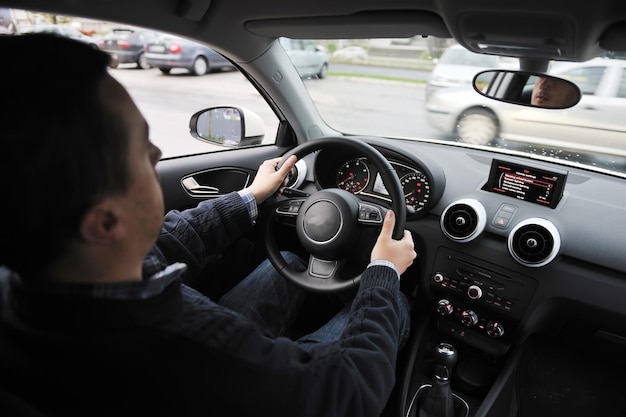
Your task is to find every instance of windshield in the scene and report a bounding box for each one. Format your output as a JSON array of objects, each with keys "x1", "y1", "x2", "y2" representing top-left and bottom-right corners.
[
  {"x1": 9, "y1": 7, "x2": 624, "y2": 177},
  {"x1": 307, "y1": 37, "x2": 626, "y2": 175}
]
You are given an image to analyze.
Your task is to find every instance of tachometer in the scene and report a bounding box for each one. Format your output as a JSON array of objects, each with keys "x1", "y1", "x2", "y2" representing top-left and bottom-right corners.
[
  {"x1": 336, "y1": 158, "x2": 370, "y2": 194},
  {"x1": 400, "y1": 171, "x2": 430, "y2": 212}
]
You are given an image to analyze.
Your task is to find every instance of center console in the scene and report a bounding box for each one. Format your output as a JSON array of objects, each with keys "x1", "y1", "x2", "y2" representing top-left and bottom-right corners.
[
  {"x1": 429, "y1": 248, "x2": 537, "y2": 357},
  {"x1": 398, "y1": 247, "x2": 539, "y2": 417}
]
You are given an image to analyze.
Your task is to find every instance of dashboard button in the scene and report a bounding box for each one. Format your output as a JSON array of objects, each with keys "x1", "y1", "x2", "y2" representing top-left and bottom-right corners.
[{"x1": 467, "y1": 285, "x2": 483, "y2": 300}]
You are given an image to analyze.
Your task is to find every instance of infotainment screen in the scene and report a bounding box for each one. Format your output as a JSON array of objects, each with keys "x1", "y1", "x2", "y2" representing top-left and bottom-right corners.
[{"x1": 482, "y1": 159, "x2": 567, "y2": 208}]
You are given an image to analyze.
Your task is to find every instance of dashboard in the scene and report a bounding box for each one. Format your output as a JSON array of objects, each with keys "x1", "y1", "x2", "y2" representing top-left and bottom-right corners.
[
  {"x1": 298, "y1": 137, "x2": 626, "y2": 355},
  {"x1": 309, "y1": 138, "x2": 626, "y2": 274},
  {"x1": 161, "y1": 133, "x2": 626, "y2": 357},
  {"x1": 158, "y1": 133, "x2": 626, "y2": 413}
]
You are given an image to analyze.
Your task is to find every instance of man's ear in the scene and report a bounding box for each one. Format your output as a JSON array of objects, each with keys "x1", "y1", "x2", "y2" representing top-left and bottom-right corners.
[{"x1": 79, "y1": 202, "x2": 124, "y2": 244}]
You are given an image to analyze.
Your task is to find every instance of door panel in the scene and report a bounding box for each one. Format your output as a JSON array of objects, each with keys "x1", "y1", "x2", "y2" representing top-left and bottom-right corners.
[
  {"x1": 156, "y1": 144, "x2": 295, "y2": 299},
  {"x1": 157, "y1": 145, "x2": 291, "y2": 212}
]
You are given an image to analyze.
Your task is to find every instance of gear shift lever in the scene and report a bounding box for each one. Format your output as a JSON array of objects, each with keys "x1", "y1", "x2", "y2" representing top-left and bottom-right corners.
[
  {"x1": 418, "y1": 342, "x2": 458, "y2": 417},
  {"x1": 435, "y1": 342, "x2": 458, "y2": 371}
]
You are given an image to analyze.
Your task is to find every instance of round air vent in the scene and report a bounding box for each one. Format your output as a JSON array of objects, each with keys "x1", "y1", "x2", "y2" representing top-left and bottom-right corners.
[
  {"x1": 440, "y1": 199, "x2": 486, "y2": 243},
  {"x1": 508, "y1": 218, "x2": 560, "y2": 267}
]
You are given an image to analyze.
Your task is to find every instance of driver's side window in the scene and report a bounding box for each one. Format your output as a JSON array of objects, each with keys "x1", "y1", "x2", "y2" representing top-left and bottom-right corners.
[{"x1": 111, "y1": 30, "x2": 279, "y2": 159}]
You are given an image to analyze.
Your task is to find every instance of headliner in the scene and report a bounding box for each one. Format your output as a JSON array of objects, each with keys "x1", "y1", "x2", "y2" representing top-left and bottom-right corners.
[{"x1": 4, "y1": 0, "x2": 626, "y2": 63}]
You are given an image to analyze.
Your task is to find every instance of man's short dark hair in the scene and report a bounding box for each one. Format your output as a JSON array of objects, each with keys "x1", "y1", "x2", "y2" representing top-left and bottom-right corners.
[{"x1": 0, "y1": 33, "x2": 132, "y2": 281}]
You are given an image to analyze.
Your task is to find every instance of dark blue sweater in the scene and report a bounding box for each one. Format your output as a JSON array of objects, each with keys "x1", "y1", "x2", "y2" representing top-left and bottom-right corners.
[{"x1": 0, "y1": 192, "x2": 407, "y2": 416}]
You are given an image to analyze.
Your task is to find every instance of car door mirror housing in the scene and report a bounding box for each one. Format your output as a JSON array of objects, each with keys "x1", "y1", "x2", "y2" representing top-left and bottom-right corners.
[
  {"x1": 189, "y1": 106, "x2": 265, "y2": 147},
  {"x1": 473, "y1": 70, "x2": 582, "y2": 109}
]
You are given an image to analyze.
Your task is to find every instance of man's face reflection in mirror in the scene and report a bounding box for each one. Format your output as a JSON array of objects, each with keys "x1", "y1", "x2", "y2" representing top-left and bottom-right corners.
[{"x1": 531, "y1": 76, "x2": 578, "y2": 108}]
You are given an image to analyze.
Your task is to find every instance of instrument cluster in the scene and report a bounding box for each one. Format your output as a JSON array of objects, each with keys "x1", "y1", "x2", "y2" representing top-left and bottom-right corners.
[{"x1": 314, "y1": 148, "x2": 438, "y2": 216}]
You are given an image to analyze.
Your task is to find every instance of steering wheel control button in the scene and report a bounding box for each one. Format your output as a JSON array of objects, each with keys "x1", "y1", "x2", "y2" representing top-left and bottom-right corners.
[
  {"x1": 358, "y1": 203, "x2": 383, "y2": 224},
  {"x1": 276, "y1": 199, "x2": 304, "y2": 216}
]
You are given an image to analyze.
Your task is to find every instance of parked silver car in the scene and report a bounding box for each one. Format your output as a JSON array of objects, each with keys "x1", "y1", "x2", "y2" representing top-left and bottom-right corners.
[
  {"x1": 98, "y1": 27, "x2": 161, "y2": 69},
  {"x1": 279, "y1": 37, "x2": 329, "y2": 79},
  {"x1": 144, "y1": 34, "x2": 234, "y2": 76},
  {"x1": 426, "y1": 58, "x2": 626, "y2": 161}
]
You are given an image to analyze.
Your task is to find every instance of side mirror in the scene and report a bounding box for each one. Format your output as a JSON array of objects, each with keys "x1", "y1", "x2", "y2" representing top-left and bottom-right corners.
[
  {"x1": 189, "y1": 106, "x2": 265, "y2": 147},
  {"x1": 473, "y1": 70, "x2": 581, "y2": 109}
]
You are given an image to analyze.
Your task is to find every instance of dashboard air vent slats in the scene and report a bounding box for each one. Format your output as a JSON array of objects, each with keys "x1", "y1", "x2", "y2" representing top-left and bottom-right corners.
[
  {"x1": 508, "y1": 218, "x2": 560, "y2": 267},
  {"x1": 440, "y1": 198, "x2": 486, "y2": 243}
]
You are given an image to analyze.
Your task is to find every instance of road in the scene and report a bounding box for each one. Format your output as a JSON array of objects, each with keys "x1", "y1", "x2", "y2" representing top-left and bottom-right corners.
[
  {"x1": 304, "y1": 76, "x2": 445, "y2": 139},
  {"x1": 109, "y1": 64, "x2": 448, "y2": 158}
]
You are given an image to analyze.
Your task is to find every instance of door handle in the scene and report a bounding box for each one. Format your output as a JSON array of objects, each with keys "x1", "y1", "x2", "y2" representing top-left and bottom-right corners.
[{"x1": 182, "y1": 176, "x2": 219, "y2": 196}]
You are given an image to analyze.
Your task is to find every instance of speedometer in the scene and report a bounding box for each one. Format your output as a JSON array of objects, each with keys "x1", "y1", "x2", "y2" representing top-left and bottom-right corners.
[
  {"x1": 336, "y1": 158, "x2": 370, "y2": 194},
  {"x1": 400, "y1": 171, "x2": 430, "y2": 212}
]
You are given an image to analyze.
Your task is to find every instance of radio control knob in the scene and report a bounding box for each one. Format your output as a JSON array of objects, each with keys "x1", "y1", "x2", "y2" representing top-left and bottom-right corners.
[
  {"x1": 436, "y1": 299, "x2": 453, "y2": 316},
  {"x1": 460, "y1": 310, "x2": 478, "y2": 326},
  {"x1": 486, "y1": 321, "x2": 505, "y2": 338},
  {"x1": 467, "y1": 285, "x2": 483, "y2": 300},
  {"x1": 433, "y1": 273, "x2": 445, "y2": 283}
]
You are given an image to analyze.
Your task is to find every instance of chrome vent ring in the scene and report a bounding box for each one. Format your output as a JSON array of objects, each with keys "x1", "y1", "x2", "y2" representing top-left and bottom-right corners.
[
  {"x1": 440, "y1": 198, "x2": 487, "y2": 243},
  {"x1": 508, "y1": 218, "x2": 560, "y2": 267}
]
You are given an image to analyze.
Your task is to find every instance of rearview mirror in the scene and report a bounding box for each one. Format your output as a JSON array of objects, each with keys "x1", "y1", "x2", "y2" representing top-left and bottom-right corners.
[
  {"x1": 473, "y1": 70, "x2": 581, "y2": 109},
  {"x1": 189, "y1": 106, "x2": 265, "y2": 147}
]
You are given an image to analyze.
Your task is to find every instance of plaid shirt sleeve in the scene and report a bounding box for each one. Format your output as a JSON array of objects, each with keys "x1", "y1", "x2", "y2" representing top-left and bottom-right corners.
[{"x1": 237, "y1": 189, "x2": 258, "y2": 224}]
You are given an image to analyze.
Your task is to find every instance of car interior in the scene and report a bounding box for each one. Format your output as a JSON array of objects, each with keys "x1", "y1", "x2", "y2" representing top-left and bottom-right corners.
[{"x1": 2, "y1": 0, "x2": 626, "y2": 416}]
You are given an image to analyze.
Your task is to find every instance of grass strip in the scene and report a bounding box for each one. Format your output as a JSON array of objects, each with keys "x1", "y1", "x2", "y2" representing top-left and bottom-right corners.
[{"x1": 328, "y1": 72, "x2": 427, "y2": 84}]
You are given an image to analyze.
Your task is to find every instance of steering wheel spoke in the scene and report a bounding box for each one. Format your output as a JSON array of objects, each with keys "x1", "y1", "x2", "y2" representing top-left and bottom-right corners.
[
  {"x1": 276, "y1": 256, "x2": 359, "y2": 292},
  {"x1": 274, "y1": 198, "x2": 306, "y2": 226},
  {"x1": 307, "y1": 256, "x2": 341, "y2": 278}
]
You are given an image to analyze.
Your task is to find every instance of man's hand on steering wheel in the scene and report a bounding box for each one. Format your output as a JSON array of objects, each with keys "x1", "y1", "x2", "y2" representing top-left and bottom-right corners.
[
  {"x1": 247, "y1": 155, "x2": 298, "y2": 204},
  {"x1": 371, "y1": 210, "x2": 416, "y2": 276}
]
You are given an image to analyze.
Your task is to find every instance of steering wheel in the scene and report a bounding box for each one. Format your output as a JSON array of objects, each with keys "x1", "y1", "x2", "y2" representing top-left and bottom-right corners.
[{"x1": 263, "y1": 137, "x2": 406, "y2": 293}]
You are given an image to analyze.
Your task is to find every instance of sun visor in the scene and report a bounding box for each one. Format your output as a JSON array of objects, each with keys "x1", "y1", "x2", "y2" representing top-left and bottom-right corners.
[
  {"x1": 600, "y1": 22, "x2": 626, "y2": 51},
  {"x1": 177, "y1": 0, "x2": 211, "y2": 20},
  {"x1": 245, "y1": 11, "x2": 451, "y2": 39},
  {"x1": 456, "y1": 12, "x2": 576, "y2": 60}
]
